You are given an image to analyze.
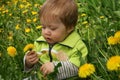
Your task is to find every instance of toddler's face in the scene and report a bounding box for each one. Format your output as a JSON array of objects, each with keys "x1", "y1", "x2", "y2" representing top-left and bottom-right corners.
[{"x1": 41, "y1": 18, "x2": 73, "y2": 44}]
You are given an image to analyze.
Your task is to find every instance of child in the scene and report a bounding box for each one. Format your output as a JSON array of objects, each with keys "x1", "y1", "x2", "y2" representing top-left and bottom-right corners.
[{"x1": 24, "y1": 0, "x2": 88, "y2": 79}]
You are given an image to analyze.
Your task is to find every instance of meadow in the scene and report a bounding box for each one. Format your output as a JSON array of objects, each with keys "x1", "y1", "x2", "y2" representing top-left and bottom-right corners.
[{"x1": 0, "y1": 0, "x2": 120, "y2": 80}]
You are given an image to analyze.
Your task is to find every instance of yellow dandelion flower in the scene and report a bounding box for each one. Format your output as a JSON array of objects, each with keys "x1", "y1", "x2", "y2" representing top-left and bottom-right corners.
[
  {"x1": 0, "y1": 7, "x2": 3, "y2": 11},
  {"x1": 26, "y1": 19, "x2": 32, "y2": 23},
  {"x1": 15, "y1": 24, "x2": 20, "y2": 30},
  {"x1": 25, "y1": 28, "x2": 31, "y2": 33},
  {"x1": 5, "y1": 9, "x2": 8, "y2": 13},
  {"x1": 81, "y1": 13, "x2": 86, "y2": 17},
  {"x1": 85, "y1": 25, "x2": 89, "y2": 28},
  {"x1": 114, "y1": 31, "x2": 120, "y2": 43},
  {"x1": 22, "y1": 0, "x2": 27, "y2": 2},
  {"x1": 6, "y1": 1, "x2": 10, "y2": 4},
  {"x1": 100, "y1": 16, "x2": 105, "y2": 19},
  {"x1": 34, "y1": 4, "x2": 39, "y2": 7},
  {"x1": 12, "y1": 0, "x2": 18, "y2": 4},
  {"x1": 0, "y1": 5, "x2": 4, "y2": 11},
  {"x1": 114, "y1": 31, "x2": 120, "y2": 38},
  {"x1": 31, "y1": 11, "x2": 37, "y2": 15},
  {"x1": 107, "y1": 56, "x2": 120, "y2": 71},
  {"x1": 22, "y1": 10, "x2": 28, "y2": 14},
  {"x1": 2, "y1": 9, "x2": 8, "y2": 14},
  {"x1": 8, "y1": 36, "x2": 13, "y2": 40},
  {"x1": 25, "y1": 2, "x2": 31, "y2": 8},
  {"x1": 78, "y1": 63, "x2": 95, "y2": 78},
  {"x1": 82, "y1": 21, "x2": 88, "y2": 25},
  {"x1": 36, "y1": 26, "x2": 42, "y2": 30},
  {"x1": 19, "y1": 4, "x2": 24, "y2": 9},
  {"x1": 107, "y1": 36, "x2": 119, "y2": 45},
  {"x1": 33, "y1": 18, "x2": 37, "y2": 22},
  {"x1": 7, "y1": 46, "x2": 17, "y2": 57},
  {"x1": 23, "y1": 44, "x2": 34, "y2": 52},
  {"x1": 9, "y1": 13, "x2": 12, "y2": 16}
]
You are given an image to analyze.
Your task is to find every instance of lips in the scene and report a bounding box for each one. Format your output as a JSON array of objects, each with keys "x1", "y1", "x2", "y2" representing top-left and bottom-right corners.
[{"x1": 45, "y1": 37, "x2": 52, "y2": 42}]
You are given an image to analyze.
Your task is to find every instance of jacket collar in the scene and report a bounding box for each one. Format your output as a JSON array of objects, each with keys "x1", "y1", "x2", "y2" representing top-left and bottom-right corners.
[{"x1": 36, "y1": 31, "x2": 81, "y2": 48}]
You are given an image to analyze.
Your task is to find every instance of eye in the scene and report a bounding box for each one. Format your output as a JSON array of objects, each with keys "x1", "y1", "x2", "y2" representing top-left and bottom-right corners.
[{"x1": 50, "y1": 28, "x2": 57, "y2": 31}]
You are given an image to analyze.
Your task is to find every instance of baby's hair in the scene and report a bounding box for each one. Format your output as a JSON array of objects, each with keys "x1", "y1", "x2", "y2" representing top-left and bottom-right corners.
[{"x1": 39, "y1": 0, "x2": 78, "y2": 29}]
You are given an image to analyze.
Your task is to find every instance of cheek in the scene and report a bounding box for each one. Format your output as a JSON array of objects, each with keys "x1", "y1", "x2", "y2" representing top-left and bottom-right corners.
[
  {"x1": 41, "y1": 31, "x2": 44, "y2": 36},
  {"x1": 52, "y1": 32, "x2": 66, "y2": 40},
  {"x1": 52, "y1": 33, "x2": 61, "y2": 38}
]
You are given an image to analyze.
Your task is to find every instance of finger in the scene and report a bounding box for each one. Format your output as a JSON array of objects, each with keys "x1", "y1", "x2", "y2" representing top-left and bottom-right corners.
[
  {"x1": 40, "y1": 66, "x2": 49, "y2": 77},
  {"x1": 40, "y1": 64, "x2": 48, "y2": 73},
  {"x1": 29, "y1": 57, "x2": 39, "y2": 63},
  {"x1": 40, "y1": 65, "x2": 44, "y2": 72},
  {"x1": 29, "y1": 53, "x2": 38, "y2": 59},
  {"x1": 43, "y1": 70, "x2": 49, "y2": 77},
  {"x1": 27, "y1": 51, "x2": 36, "y2": 56},
  {"x1": 27, "y1": 51, "x2": 38, "y2": 60}
]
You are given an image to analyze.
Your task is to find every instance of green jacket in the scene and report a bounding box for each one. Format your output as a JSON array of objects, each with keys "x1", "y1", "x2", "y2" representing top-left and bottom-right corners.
[{"x1": 33, "y1": 31, "x2": 88, "y2": 67}]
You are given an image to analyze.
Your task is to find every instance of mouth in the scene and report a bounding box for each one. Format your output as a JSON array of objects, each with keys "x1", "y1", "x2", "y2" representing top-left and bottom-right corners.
[
  {"x1": 45, "y1": 37, "x2": 52, "y2": 42},
  {"x1": 45, "y1": 37, "x2": 56, "y2": 44}
]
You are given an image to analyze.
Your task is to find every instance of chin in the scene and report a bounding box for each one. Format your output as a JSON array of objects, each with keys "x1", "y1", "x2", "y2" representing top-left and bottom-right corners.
[
  {"x1": 47, "y1": 41, "x2": 56, "y2": 45},
  {"x1": 46, "y1": 41, "x2": 53, "y2": 44}
]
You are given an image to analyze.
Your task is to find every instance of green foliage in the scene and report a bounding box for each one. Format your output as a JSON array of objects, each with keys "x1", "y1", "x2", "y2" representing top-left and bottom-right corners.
[
  {"x1": 76, "y1": 0, "x2": 120, "y2": 79},
  {"x1": 47, "y1": 62, "x2": 62, "y2": 79}
]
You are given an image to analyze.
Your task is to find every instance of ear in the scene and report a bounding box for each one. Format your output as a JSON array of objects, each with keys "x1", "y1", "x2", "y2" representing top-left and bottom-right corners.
[{"x1": 67, "y1": 26, "x2": 74, "y2": 33}]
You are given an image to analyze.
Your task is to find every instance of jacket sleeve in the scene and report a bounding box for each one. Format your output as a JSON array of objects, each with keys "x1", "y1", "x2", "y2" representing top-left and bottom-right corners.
[
  {"x1": 23, "y1": 53, "x2": 34, "y2": 72},
  {"x1": 69, "y1": 39, "x2": 88, "y2": 67},
  {"x1": 53, "y1": 61, "x2": 78, "y2": 80}
]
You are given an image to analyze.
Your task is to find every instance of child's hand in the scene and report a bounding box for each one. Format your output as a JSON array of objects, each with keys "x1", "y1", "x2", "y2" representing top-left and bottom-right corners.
[
  {"x1": 25, "y1": 51, "x2": 39, "y2": 68},
  {"x1": 40, "y1": 62, "x2": 54, "y2": 77}
]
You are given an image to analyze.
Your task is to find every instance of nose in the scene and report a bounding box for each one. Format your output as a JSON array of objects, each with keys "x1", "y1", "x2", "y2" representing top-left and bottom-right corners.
[{"x1": 42, "y1": 28, "x2": 51, "y2": 36}]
